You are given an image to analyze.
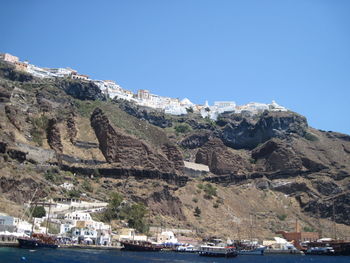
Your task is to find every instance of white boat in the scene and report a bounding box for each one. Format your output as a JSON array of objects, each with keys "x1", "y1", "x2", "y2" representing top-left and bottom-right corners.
[
  {"x1": 176, "y1": 245, "x2": 197, "y2": 252},
  {"x1": 264, "y1": 237, "x2": 303, "y2": 254}
]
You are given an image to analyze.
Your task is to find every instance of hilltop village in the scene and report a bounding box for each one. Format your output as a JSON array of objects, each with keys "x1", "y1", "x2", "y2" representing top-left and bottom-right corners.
[
  {"x1": 1, "y1": 51, "x2": 350, "y2": 254},
  {"x1": 0, "y1": 52, "x2": 287, "y2": 119}
]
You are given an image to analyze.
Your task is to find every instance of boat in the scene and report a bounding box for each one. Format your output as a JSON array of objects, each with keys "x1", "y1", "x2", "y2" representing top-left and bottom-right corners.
[
  {"x1": 175, "y1": 244, "x2": 198, "y2": 252},
  {"x1": 304, "y1": 240, "x2": 350, "y2": 255},
  {"x1": 264, "y1": 237, "x2": 303, "y2": 254},
  {"x1": 17, "y1": 233, "x2": 58, "y2": 249},
  {"x1": 305, "y1": 246, "x2": 335, "y2": 255},
  {"x1": 235, "y1": 240, "x2": 265, "y2": 255},
  {"x1": 199, "y1": 245, "x2": 238, "y2": 257},
  {"x1": 120, "y1": 240, "x2": 163, "y2": 251},
  {"x1": 238, "y1": 246, "x2": 265, "y2": 255}
]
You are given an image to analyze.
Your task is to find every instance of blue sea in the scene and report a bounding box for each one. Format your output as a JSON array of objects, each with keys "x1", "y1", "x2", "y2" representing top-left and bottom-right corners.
[{"x1": 0, "y1": 247, "x2": 349, "y2": 263}]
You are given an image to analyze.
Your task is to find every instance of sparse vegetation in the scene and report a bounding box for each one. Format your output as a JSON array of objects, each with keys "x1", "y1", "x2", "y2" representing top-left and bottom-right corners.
[
  {"x1": 30, "y1": 115, "x2": 49, "y2": 146},
  {"x1": 30, "y1": 206, "x2": 46, "y2": 218},
  {"x1": 103, "y1": 192, "x2": 149, "y2": 233},
  {"x1": 277, "y1": 214, "x2": 287, "y2": 221},
  {"x1": 82, "y1": 179, "x2": 93, "y2": 192},
  {"x1": 43, "y1": 168, "x2": 61, "y2": 184},
  {"x1": 194, "y1": 207, "x2": 201, "y2": 217},
  {"x1": 174, "y1": 123, "x2": 192, "y2": 134},
  {"x1": 203, "y1": 183, "x2": 217, "y2": 199},
  {"x1": 192, "y1": 197, "x2": 198, "y2": 203},
  {"x1": 303, "y1": 226, "x2": 316, "y2": 232},
  {"x1": 67, "y1": 189, "x2": 81, "y2": 198}
]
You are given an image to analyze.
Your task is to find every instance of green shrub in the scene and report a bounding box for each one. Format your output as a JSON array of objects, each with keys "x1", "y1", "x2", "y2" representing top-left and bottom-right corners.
[
  {"x1": 277, "y1": 214, "x2": 287, "y2": 221},
  {"x1": 194, "y1": 207, "x2": 201, "y2": 217},
  {"x1": 203, "y1": 183, "x2": 217, "y2": 199},
  {"x1": 67, "y1": 189, "x2": 81, "y2": 198},
  {"x1": 303, "y1": 226, "x2": 316, "y2": 232},
  {"x1": 197, "y1": 183, "x2": 204, "y2": 190},
  {"x1": 82, "y1": 179, "x2": 93, "y2": 192},
  {"x1": 174, "y1": 124, "x2": 192, "y2": 134},
  {"x1": 192, "y1": 197, "x2": 198, "y2": 203},
  {"x1": 30, "y1": 206, "x2": 46, "y2": 218}
]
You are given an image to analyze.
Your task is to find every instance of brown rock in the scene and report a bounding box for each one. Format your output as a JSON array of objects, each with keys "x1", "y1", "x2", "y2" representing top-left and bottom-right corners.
[
  {"x1": 161, "y1": 143, "x2": 184, "y2": 173},
  {"x1": 66, "y1": 112, "x2": 77, "y2": 143},
  {"x1": 5, "y1": 105, "x2": 22, "y2": 131},
  {"x1": 147, "y1": 186, "x2": 186, "y2": 221},
  {"x1": 195, "y1": 138, "x2": 252, "y2": 175},
  {"x1": 90, "y1": 108, "x2": 178, "y2": 174},
  {"x1": 47, "y1": 118, "x2": 63, "y2": 153},
  {"x1": 252, "y1": 138, "x2": 303, "y2": 172}
]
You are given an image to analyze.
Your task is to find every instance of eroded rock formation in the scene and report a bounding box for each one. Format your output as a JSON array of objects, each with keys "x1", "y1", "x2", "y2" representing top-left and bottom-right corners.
[
  {"x1": 90, "y1": 108, "x2": 179, "y2": 174},
  {"x1": 47, "y1": 118, "x2": 63, "y2": 153},
  {"x1": 195, "y1": 138, "x2": 252, "y2": 175}
]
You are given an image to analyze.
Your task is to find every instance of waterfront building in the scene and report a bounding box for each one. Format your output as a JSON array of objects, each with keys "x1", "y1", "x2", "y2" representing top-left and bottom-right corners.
[
  {"x1": 64, "y1": 212, "x2": 92, "y2": 221},
  {"x1": 156, "y1": 231, "x2": 178, "y2": 244},
  {"x1": 0, "y1": 213, "x2": 32, "y2": 234},
  {"x1": 114, "y1": 228, "x2": 147, "y2": 242}
]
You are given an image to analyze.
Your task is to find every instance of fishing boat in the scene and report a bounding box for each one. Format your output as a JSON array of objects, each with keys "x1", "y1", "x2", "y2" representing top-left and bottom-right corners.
[
  {"x1": 120, "y1": 240, "x2": 163, "y2": 251},
  {"x1": 17, "y1": 233, "x2": 58, "y2": 249},
  {"x1": 199, "y1": 245, "x2": 238, "y2": 257}
]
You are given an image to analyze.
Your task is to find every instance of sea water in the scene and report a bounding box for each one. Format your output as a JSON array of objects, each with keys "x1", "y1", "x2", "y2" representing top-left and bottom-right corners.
[{"x1": 0, "y1": 247, "x2": 350, "y2": 263}]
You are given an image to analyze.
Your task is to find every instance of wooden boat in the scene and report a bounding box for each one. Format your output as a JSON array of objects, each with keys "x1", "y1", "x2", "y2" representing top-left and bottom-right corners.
[
  {"x1": 120, "y1": 240, "x2": 163, "y2": 251},
  {"x1": 199, "y1": 245, "x2": 238, "y2": 257},
  {"x1": 17, "y1": 233, "x2": 58, "y2": 249}
]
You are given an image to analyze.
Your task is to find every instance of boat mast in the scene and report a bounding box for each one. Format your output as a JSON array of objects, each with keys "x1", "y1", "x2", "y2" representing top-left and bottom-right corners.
[{"x1": 45, "y1": 198, "x2": 52, "y2": 235}]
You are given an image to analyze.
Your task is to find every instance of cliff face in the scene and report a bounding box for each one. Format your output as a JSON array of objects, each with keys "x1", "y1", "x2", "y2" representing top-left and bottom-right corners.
[
  {"x1": 58, "y1": 79, "x2": 105, "y2": 101},
  {"x1": 195, "y1": 138, "x2": 252, "y2": 175},
  {"x1": 0, "y1": 61, "x2": 350, "y2": 238},
  {"x1": 90, "y1": 108, "x2": 182, "y2": 174},
  {"x1": 219, "y1": 111, "x2": 308, "y2": 149}
]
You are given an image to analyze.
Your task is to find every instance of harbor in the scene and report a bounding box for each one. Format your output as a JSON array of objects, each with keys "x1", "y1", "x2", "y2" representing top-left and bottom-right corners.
[{"x1": 2, "y1": 246, "x2": 350, "y2": 263}]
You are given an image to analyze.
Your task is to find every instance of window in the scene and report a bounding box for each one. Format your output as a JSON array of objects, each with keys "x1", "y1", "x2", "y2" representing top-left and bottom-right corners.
[{"x1": 0, "y1": 219, "x2": 5, "y2": 225}]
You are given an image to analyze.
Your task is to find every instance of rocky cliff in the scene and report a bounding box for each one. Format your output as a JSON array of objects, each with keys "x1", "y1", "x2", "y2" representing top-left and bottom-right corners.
[
  {"x1": 90, "y1": 107, "x2": 183, "y2": 174},
  {"x1": 0, "y1": 61, "x2": 350, "y2": 239}
]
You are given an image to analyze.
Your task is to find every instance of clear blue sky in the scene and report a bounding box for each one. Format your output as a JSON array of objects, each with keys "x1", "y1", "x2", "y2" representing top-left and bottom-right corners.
[{"x1": 1, "y1": 0, "x2": 349, "y2": 134}]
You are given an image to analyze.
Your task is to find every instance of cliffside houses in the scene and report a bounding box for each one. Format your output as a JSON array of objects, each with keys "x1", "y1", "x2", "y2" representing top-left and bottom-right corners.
[
  {"x1": 0, "y1": 213, "x2": 32, "y2": 235},
  {"x1": 94, "y1": 80, "x2": 135, "y2": 101},
  {"x1": 59, "y1": 212, "x2": 111, "y2": 245},
  {"x1": 0, "y1": 52, "x2": 289, "y2": 119}
]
